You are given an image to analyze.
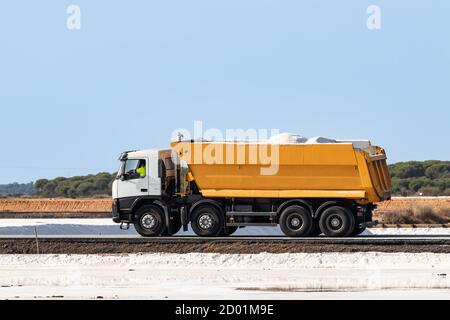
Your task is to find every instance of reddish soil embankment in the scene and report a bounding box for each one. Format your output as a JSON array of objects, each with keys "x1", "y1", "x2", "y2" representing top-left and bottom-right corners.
[
  {"x1": 376, "y1": 197, "x2": 450, "y2": 213},
  {"x1": 3, "y1": 197, "x2": 449, "y2": 213},
  {"x1": 0, "y1": 198, "x2": 112, "y2": 213},
  {"x1": 374, "y1": 197, "x2": 450, "y2": 224}
]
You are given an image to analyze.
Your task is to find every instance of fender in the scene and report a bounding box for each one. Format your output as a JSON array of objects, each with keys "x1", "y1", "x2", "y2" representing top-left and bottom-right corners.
[
  {"x1": 124, "y1": 196, "x2": 161, "y2": 212},
  {"x1": 314, "y1": 200, "x2": 356, "y2": 219},
  {"x1": 314, "y1": 201, "x2": 339, "y2": 219},
  {"x1": 189, "y1": 199, "x2": 224, "y2": 220},
  {"x1": 277, "y1": 199, "x2": 314, "y2": 217},
  {"x1": 154, "y1": 200, "x2": 170, "y2": 228},
  {"x1": 125, "y1": 196, "x2": 168, "y2": 225}
]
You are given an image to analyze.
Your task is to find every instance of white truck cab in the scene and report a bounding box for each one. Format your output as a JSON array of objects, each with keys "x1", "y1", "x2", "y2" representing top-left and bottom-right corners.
[
  {"x1": 112, "y1": 148, "x2": 186, "y2": 237},
  {"x1": 112, "y1": 149, "x2": 161, "y2": 200}
]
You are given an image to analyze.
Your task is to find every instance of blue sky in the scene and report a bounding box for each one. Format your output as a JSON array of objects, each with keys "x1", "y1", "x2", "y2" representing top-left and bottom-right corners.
[{"x1": 0, "y1": 1, "x2": 449, "y2": 183}]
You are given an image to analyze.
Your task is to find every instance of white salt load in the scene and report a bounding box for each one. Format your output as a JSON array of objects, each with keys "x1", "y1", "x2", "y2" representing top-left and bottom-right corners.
[
  {"x1": 266, "y1": 133, "x2": 373, "y2": 151},
  {"x1": 266, "y1": 133, "x2": 308, "y2": 144},
  {"x1": 305, "y1": 136, "x2": 338, "y2": 144}
]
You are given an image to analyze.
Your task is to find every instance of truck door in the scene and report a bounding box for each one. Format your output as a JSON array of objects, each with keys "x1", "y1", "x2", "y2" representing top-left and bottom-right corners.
[{"x1": 117, "y1": 157, "x2": 150, "y2": 199}]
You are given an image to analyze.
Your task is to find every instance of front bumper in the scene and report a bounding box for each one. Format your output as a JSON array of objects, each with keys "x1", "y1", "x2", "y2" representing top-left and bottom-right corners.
[{"x1": 112, "y1": 198, "x2": 133, "y2": 223}]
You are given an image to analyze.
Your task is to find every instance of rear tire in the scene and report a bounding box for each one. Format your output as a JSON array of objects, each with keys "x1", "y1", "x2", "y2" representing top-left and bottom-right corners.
[
  {"x1": 279, "y1": 206, "x2": 313, "y2": 237},
  {"x1": 350, "y1": 226, "x2": 366, "y2": 236},
  {"x1": 134, "y1": 205, "x2": 166, "y2": 237},
  {"x1": 309, "y1": 220, "x2": 322, "y2": 237},
  {"x1": 220, "y1": 226, "x2": 239, "y2": 236},
  {"x1": 319, "y1": 206, "x2": 355, "y2": 237},
  {"x1": 191, "y1": 205, "x2": 223, "y2": 237},
  {"x1": 163, "y1": 215, "x2": 182, "y2": 236}
]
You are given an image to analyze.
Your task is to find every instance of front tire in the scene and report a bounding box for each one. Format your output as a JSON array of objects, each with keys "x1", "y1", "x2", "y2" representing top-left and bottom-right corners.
[
  {"x1": 319, "y1": 206, "x2": 355, "y2": 237},
  {"x1": 191, "y1": 205, "x2": 223, "y2": 237},
  {"x1": 279, "y1": 206, "x2": 313, "y2": 237},
  {"x1": 134, "y1": 205, "x2": 166, "y2": 237}
]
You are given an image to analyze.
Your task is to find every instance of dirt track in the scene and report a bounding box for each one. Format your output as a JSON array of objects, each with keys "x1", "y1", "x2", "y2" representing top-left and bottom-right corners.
[{"x1": 2, "y1": 239, "x2": 450, "y2": 254}]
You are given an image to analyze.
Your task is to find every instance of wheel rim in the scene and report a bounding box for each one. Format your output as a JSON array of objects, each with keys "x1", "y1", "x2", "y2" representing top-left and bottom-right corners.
[
  {"x1": 327, "y1": 214, "x2": 343, "y2": 231},
  {"x1": 287, "y1": 214, "x2": 304, "y2": 231},
  {"x1": 141, "y1": 213, "x2": 158, "y2": 230},
  {"x1": 198, "y1": 213, "x2": 214, "y2": 230}
]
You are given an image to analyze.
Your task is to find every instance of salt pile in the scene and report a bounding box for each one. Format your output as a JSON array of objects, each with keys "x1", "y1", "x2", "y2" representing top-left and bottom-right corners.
[
  {"x1": 267, "y1": 133, "x2": 308, "y2": 144},
  {"x1": 267, "y1": 133, "x2": 372, "y2": 150}
]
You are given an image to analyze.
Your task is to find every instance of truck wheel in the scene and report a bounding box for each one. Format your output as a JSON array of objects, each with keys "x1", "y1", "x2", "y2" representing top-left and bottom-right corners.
[
  {"x1": 350, "y1": 226, "x2": 366, "y2": 236},
  {"x1": 279, "y1": 206, "x2": 313, "y2": 237},
  {"x1": 167, "y1": 217, "x2": 182, "y2": 236},
  {"x1": 319, "y1": 206, "x2": 355, "y2": 237},
  {"x1": 191, "y1": 206, "x2": 223, "y2": 237},
  {"x1": 161, "y1": 217, "x2": 182, "y2": 236},
  {"x1": 220, "y1": 226, "x2": 239, "y2": 236},
  {"x1": 134, "y1": 205, "x2": 165, "y2": 237},
  {"x1": 309, "y1": 220, "x2": 322, "y2": 237}
]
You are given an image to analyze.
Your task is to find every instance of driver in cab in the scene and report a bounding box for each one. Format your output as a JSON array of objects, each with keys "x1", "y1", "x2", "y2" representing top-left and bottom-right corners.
[{"x1": 136, "y1": 160, "x2": 146, "y2": 178}]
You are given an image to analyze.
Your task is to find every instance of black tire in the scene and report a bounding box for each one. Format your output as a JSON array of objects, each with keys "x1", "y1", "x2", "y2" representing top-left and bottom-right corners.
[
  {"x1": 279, "y1": 206, "x2": 313, "y2": 237},
  {"x1": 162, "y1": 215, "x2": 182, "y2": 236},
  {"x1": 220, "y1": 226, "x2": 239, "y2": 236},
  {"x1": 350, "y1": 226, "x2": 367, "y2": 236},
  {"x1": 134, "y1": 205, "x2": 166, "y2": 237},
  {"x1": 191, "y1": 205, "x2": 224, "y2": 237},
  {"x1": 309, "y1": 220, "x2": 323, "y2": 237},
  {"x1": 319, "y1": 206, "x2": 355, "y2": 237},
  {"x1": 168, "y1": 218, "x2": 182, "y2": 235}
]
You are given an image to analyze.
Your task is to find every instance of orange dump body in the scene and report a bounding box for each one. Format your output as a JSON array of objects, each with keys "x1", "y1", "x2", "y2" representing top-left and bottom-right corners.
[{"x1": 171, "y1": 141, "x2": 392, "y2": 204}]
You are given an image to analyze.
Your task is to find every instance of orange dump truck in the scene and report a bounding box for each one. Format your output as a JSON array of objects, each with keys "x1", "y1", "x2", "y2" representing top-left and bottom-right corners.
[{"x1": 112, "y1": 138, "x2": 391, "y2": 237}]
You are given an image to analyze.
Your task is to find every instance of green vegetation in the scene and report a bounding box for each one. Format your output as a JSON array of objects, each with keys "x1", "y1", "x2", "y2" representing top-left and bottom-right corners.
[
  {"x1": 389, "y1": 161, "x2": 450, "y2": 196},
  {"x1": 34, "y1": 172, "x2": 115, "y2": 198},
  {"x1": 0, "y1": 182, "x2": 35, "y2": 196}
]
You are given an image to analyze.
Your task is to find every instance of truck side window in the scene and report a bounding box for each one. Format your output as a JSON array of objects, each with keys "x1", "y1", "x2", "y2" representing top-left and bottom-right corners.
[{"x1": 124, "y1": 159, "x2": 146, "y2": 179}]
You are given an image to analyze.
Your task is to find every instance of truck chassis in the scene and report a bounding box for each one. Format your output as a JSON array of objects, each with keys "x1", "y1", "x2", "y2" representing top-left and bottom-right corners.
[{"x1": 113, "y1": 195, "x2": 377, "y2": 238}]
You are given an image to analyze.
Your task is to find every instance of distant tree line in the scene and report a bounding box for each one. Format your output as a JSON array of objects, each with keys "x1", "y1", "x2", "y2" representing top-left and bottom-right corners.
[
  {"x1": 1, "y1": 173, "x2": 116, "y2": 198},
  {"x1": 33, "y1": 172, "x2": 115, "y2": 198},
  {"x1": 389, "y1": 161, "x2": 450, "y2": 196},
  {"x1": 0, "y1": 182, "x2": 35, "y2": 196}
]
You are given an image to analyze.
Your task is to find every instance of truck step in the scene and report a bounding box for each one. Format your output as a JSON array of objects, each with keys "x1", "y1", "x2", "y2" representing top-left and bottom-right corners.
[
  {"x1": 226, "y1": 222, "x2": 278, "y2": 227},
  {"x1": 226, "y1": 211, "x2": 277, "y2": 217}
]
